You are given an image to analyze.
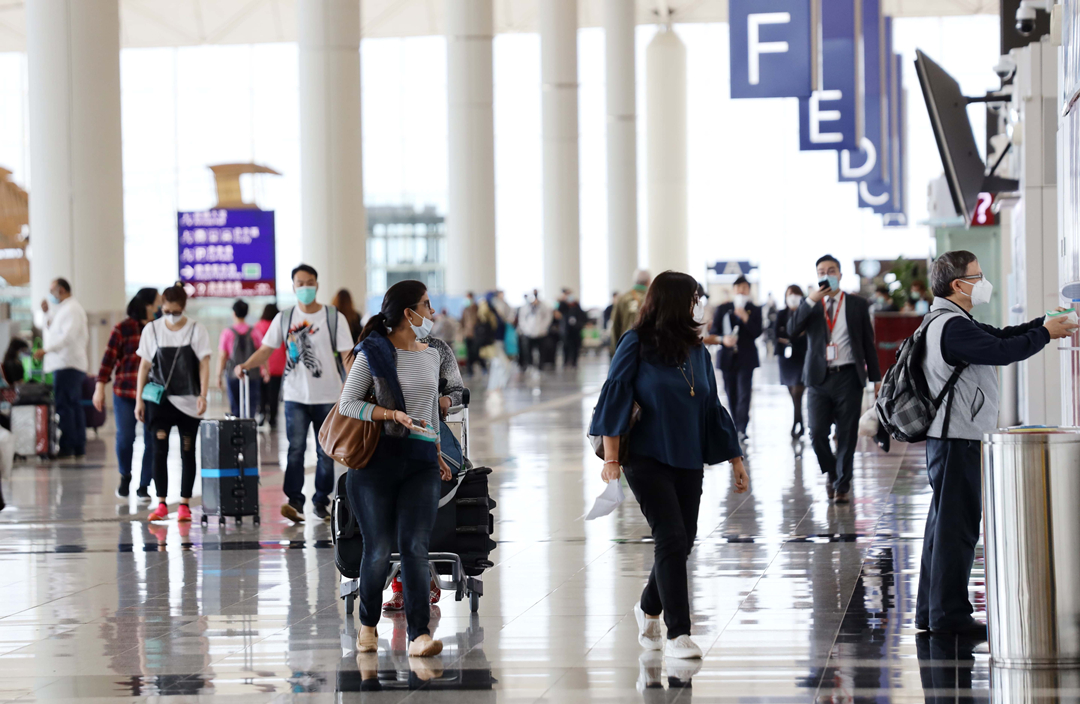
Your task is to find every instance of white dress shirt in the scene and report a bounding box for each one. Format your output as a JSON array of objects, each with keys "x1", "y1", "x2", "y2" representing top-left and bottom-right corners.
[
  {"x1": 821, "y1": 293, "x2": 854, "y2": 367},
  {"x1": 42, "y1": 297, "x2": 89, "y2": 373}
]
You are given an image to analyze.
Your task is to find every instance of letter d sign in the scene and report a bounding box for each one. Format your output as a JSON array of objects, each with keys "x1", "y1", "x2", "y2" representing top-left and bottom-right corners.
[{"x1": 730, "y1": 0, "x2": 813, "y2": 99}]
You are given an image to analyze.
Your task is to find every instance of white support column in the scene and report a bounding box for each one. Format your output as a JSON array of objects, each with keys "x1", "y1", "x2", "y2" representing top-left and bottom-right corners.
[
  {"x1": 541, "y1": 0, "x2": 581, "y2": 299},
  {"x1": 646, "y1": 26, "x2": 688, "y2": 276},
  {"x1": 604, "y1": 0, "x2": 638, "y2": 294},
  {"x1": 446, "y1": 0, "x2": 496, "y2": 296},
  {"x1": 27, "y1": 0, "x2": 125, "y2": 321},
  {"x1": 298, "y1": 0, "x2": 366, "y2": 302}
]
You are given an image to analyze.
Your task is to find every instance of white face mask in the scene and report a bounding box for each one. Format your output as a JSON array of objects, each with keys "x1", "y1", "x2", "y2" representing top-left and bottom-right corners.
[
  {"x1": 786, "y1": 294, "x2": 802, "y2": 310},
  {"x1": 164, "y1": 312, "x2": 184, "y2": 325},
  {"x1": 692, "y1": 299, "x2": 706, "y2": 325},
  {"x1": 959, "y1": 277, "x2": 993, "y2": 307},
  {"x1": 733, "y1": 293, "x2": 750, "y2": 309}
]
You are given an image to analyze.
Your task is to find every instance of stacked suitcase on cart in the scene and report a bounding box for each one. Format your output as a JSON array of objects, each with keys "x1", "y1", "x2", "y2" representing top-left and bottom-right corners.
[
  {"x1": 11, "y1": 382, "x2": 59, "y2": 460},
  {"x1": 199, "y1": 374, "x2": 260, "y2": 526}
]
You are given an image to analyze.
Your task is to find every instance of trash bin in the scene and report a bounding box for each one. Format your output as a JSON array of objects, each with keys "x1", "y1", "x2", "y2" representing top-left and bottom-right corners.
[{"x1": 983, "y1": 428, "x2": 1080, "y2": 667}]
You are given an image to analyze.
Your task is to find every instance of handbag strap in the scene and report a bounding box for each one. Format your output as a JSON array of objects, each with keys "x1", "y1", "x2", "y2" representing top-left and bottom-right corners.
[{"x1": 155, "y1": 320, "x2": 195, "y2": 391}]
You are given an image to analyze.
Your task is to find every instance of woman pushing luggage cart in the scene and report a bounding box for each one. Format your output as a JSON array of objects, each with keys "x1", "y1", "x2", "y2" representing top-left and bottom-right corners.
[{"x1": 328, "y1": 281, "x2": 496, "y2": 659}]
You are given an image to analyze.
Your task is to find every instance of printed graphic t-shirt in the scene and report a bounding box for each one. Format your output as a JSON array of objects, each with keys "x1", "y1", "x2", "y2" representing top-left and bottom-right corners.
[{"x1": 261, "y1": 306, "x2": 354, "y2": 405}]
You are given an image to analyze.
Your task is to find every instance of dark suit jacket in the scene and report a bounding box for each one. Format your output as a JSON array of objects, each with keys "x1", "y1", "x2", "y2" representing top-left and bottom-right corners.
[
  {"x1": 710, "y1": 302, "x2": 763, "y2": 372},
  {"x1": 788, "y1": 293, "x2": 881, "y2": 387}
]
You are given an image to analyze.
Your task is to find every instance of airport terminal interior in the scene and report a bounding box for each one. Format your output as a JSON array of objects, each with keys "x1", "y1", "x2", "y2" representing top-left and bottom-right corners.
[{"x1": 3, "y1": 0, "x2": 1080, "y2": 701}]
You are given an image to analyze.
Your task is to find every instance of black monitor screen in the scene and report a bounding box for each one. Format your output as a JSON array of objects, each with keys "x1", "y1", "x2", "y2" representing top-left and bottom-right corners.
[{"x1": 915, "y1": 49, "x2": 985, "y2": 222}]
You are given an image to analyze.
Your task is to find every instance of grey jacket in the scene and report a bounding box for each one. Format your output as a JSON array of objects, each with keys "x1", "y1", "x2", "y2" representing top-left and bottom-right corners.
[{"x1": 923, "y1": 300, "x2": 999, "y2": 441}]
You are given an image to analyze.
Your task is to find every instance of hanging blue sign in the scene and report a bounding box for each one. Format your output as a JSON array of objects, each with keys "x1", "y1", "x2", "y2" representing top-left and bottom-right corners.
[
  {"x1": 839, "y1": 0, "x2": 884, "y2": 182},
  {"x1": 708, "y1": 261, "x2": 755, "y2": 276},
  {"x1": 799, "y1": 0, "x2": 860, "y2": 151},
  {"x1": 177, "y1": 209, "x2": 277, "y2": 298},
  {"x1": 729, "y1": 0, "x2": 814, "y2": 99},
  {"x1": 881, "y1": 54, "x2": 907, "y2": 226}
]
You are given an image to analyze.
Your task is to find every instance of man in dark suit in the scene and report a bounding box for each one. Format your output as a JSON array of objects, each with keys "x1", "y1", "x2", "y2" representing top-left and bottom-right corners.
[
  {"x1": 710, "y1": 276, "x2": 763, "y2": 442},
  {"x1": 789, "y1": 255, "x2": 881, "y2": 503}
]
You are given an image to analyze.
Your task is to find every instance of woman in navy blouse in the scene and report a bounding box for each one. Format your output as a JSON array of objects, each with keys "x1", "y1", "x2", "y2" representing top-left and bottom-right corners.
[{"x1": 590, "y1": 271, "x2": 749, "y2": 660}]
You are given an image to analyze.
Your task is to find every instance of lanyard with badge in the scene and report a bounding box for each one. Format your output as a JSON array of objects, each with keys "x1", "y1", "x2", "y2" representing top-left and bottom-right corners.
[{"x1": 825, "y1": 293, "x2": 844, "y2": 362}]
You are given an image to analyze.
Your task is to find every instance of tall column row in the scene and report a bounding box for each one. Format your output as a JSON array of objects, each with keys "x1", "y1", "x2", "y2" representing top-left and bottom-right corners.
[
  {"x1": 298, "y1": 0, "x2": 366, "y2": 301},
  {"x1": 604, "y1": 0, "x2": 639, "y2": 293}
]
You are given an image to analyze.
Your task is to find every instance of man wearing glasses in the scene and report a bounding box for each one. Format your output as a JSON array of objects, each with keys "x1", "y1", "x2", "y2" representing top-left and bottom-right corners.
[{"x1": 916, "y1": 251, "x2": 1078, "y2": 640}]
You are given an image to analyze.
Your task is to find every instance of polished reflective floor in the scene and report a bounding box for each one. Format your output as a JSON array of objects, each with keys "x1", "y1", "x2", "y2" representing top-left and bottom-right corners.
[{"x1": 0, "y1": 357, "x2": 1050, "y2": 702}]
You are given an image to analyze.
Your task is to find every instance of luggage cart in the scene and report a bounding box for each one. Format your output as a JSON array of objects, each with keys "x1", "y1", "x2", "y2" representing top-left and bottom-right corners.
[{"x1": 334, "y1": 389, "x2": 492, "y2": 615}]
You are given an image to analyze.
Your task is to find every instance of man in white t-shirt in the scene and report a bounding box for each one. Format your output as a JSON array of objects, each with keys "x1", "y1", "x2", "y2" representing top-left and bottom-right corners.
[{"x1": 236, "y1": 264, "x2": 353, "y2": 523}]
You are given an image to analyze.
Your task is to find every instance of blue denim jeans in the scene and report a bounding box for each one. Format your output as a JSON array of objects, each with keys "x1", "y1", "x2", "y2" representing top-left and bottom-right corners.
[
  {"x1": 52, "y1": 368, "x2": 86, "y2": 456},
  {"x1": 283, "y1": 401, "x2": 335, "y2": 508},
  {"x1": 346, "y1": 437, "x2": 441, "y2": 642},
  {"x1": 114, "y1": 394, "x2": 153, "y2": 487}
]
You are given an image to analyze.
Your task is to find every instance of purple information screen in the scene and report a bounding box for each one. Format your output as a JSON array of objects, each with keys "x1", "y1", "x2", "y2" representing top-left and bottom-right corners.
[{"x1": 177, "y1": 209, "x2": 276, "y2": 298}]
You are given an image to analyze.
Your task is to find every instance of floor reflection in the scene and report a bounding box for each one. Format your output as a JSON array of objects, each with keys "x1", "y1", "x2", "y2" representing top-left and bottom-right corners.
[{"x1": 0, "y1": 361, "x2": 1066, "y2": 702}]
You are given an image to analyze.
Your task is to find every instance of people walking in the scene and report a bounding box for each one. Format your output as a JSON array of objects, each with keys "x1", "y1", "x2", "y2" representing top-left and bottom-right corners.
[
  {"x1": 135, "y1": 285, "x2": 212, "y2": 522},
  {"x1": 710, "y1": 276, "x2": 763, "y2": 442},
  {"x1": 333, "y1": 288, "x2": 364, "y2": 344},
  {"x1": 254, "y1": 304, "x2": 285, "y2": 430},
  {"x1": 338, "y1": 280, "x2": 453, "y2": 659},
  {"x1": 775, "y1": 285, "x2": 809, "y2": 439},
  {"x1": 235, "y1": 264, "x2": 353, "y2": 523},
  {"x1": 216, "y1": 300, "x2": 263, "y2": 418},
  {"x1": 610, "y1": 270, "x2": 651, "y2": 354},
  {"x1": 557, "y1": 288, "x2": 586, "y2": 369},
  {"x1": 94, "y1": 288, "x2": 159, "y2": 500},
  {"x1": 461, "y1": 292, "x2": 486, "y2": 376},
  {"x1": 34, "y1": 278, "x2": 89, "y2": 459},
  {"x1": 517, "y1": 291, "x2": 554, "y2": 371},
  {"x1": 915, "y1": 251, "x2": 1076, "y2": 639},
  {"x1": 590, "y1": 271, "x2": 749, "y2": 660},
  {"x1": 789, "y1": 255, "x2": 881, "y2": 504}
]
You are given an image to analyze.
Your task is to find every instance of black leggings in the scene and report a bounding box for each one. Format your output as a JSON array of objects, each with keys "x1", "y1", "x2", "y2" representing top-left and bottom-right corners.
[
  {"x1": 148, "y1": 397, "x2": 201, "y2": 500},
  {"x1": 788, "y1": 385, "x2": 805, "y2": 425}
]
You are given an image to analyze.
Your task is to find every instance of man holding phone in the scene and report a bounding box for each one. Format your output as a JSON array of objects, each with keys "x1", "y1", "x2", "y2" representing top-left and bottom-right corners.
[{"x1": 789, "y1": 255, "x2": 881, "y2": 503}]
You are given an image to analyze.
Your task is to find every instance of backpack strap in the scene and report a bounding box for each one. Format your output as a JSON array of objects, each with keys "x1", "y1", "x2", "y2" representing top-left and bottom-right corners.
[
  {"x1": 927, "y1": 309, "x2": 969, "y2": 438},
  {"x1": 324, "y1": 304, "x2": 347, "y2": 382},
  {"x1": 279, "y1": 307, "x2": 294, "y2": 378}
]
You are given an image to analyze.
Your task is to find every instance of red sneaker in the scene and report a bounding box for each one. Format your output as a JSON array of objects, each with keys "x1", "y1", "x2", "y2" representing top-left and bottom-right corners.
[
  {"x1": 429, "y1": 582, "x2": 442, "y2": 605},
  {"x1": 177, "y1": 504, "x2": 192, "y2": 522},
  {"x1": 147, "y1": 503, "x2": 169, "y2": 522},
  {"x1": 383, "y1": 592, "x2": 405, "y2": 611}
]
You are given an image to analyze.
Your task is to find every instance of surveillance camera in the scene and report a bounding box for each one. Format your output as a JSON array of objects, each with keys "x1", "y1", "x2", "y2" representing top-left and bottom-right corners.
[
  {"x1": 994, "y1": 55, "x2": 1016, "y2": 81},
  {"x1": 1016, "y1": 5, "x2": 1037, "y2": 35}
]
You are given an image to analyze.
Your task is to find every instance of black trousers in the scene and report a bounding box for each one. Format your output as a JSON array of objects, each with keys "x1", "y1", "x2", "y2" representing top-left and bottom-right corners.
[
  {"x1": 623, "y1": 455, "x2": 704, "y2": 639},
  {"x1": 807, "y1": 365, "x2": 862, "y2": 493},
  {"x1": 721, "y1": 367, "x2": 754, "y2": 434},
  {"x1": 563, "y1": 332, "x2": 582, "y2": 368},
  {"x1": 464, "y1": 337, "x2": 486, "y2": 374},
  {"x1": 916, "y1": 438, "x2": 981, "y2": 631},
  {"x1": 261, "y1": 375, "x2": 282, "y2": 428},
  {"x1": 148, "y1": 397, "x2": 201, "y2": 500}
]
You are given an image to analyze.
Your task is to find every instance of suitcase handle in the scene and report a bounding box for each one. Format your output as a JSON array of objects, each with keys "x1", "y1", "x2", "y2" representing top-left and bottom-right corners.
[{"x1": 238, "y1": 370, "x2": 251, "y2": 419}]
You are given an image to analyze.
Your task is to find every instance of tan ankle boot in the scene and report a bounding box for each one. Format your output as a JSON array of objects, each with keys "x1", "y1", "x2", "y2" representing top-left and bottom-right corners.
[
  {"x1": 356, "y1": 625, "x2": 378, "y2": 653},
  {"x1": 407, "y1": 634, "x2": 443, "y2": 657}
]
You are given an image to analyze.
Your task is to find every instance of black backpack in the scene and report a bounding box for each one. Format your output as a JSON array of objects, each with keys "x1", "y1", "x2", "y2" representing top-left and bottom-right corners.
[
  {"x1": 875, "y1": 310, "x2": 967, "y2": 443},
  {"x1": 225, "y1": 327, "x2": 256, "y2": 381}
]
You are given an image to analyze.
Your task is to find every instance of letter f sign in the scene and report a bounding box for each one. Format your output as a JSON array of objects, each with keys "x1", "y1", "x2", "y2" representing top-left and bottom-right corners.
[{"x1": 748, "y1": 13, "x2": 791, "y2": 85}]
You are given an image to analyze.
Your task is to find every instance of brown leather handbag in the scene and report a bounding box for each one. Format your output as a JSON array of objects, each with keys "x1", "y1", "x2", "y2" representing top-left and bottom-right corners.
[{"x1": 318, "y1": 394, "x2": 381, "y2": 469}]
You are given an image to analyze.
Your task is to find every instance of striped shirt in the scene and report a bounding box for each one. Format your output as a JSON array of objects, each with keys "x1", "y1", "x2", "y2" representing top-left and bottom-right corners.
[{"x1": 339, "y1": 346, "x2": 441, "y2": 442}]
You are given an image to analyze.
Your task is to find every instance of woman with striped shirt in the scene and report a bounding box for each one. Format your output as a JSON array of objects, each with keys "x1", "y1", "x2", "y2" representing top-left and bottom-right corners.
[{"x1": 338, "y1": 280, "x2": 451, "y2": 658}]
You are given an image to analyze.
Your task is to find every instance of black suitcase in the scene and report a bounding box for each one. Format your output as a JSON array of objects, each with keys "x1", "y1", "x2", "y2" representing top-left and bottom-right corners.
[{"x1": 200, "y1": 375, "x2": 260, "y2": 526}]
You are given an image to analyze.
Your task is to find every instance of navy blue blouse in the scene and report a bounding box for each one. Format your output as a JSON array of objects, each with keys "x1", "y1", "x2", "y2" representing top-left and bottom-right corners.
[{"x1": 589, "y1": 331, "x2": 743, "y2": 470}]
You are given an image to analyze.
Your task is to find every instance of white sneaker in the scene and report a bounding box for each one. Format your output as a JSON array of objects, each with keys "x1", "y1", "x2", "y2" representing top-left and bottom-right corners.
[
  {"x1": 636, "y1": 651, "x2": 664, "y2": 693},
  {"x1": 664, "y1": 635, "x2": 702, "y2": 660},
  {"x1": 634, "y1": 603, "x2": 663, "y2": 650},
  {"x1": 666, "y1": 656, "x2": 703, "y2": 682}
]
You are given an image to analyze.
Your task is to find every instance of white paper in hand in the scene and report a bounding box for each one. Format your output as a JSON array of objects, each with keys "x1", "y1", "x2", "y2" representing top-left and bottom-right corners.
[{"x1": 584, "y1": 480, "x2": 625, "y2": 520}]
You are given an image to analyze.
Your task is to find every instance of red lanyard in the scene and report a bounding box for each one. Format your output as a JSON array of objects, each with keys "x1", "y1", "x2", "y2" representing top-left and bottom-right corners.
[{"x1": 825, "y1": 293, "x2": 844, "y2": 335}]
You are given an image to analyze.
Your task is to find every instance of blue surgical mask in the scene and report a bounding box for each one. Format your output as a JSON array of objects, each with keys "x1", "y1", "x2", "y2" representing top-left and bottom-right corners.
[
  {"x1": 48, "y1": 294, "x2": 60, "y2": 306},
  {"x1": 818, "y1": 275, "x2": 840, "y2": 292},
  {"x1": 409, "y1": 310, "x2": 434, "y2": 340},
  {"x1": 295, "y1": 286, "x2": 317, "y2": 305}
]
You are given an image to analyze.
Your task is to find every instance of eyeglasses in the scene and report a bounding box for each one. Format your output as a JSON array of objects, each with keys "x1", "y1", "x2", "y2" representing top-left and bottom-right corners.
[{"x1": 957, "y1": 274, "x2": 984, "y2": 282}]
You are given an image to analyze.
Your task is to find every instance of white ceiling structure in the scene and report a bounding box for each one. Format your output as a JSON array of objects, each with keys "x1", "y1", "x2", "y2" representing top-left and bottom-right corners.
[{"x1": 0, "y1": 0, "x2": 998, "y2": 51}]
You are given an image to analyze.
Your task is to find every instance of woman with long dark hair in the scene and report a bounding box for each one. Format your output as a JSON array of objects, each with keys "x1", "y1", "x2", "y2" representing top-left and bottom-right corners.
[
  {"x1": 332, "y1": 288, "x2": 364, "y2": 343},
  {"x1": 590, "y1": 271, "x2": 749, "y2": 660},
  {"x1": 94, "y1": 287, "x2": 160, "y2": 500},
  {"x1": 775, "y1": 284, "x2": 809, "y2": 438},
  {"x1": 337, "y1": 280, "x2": 453, "y2": 658}
]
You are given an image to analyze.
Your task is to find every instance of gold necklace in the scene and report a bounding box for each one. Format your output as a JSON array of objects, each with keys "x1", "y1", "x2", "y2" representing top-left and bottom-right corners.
[{"x1": 678, "y1": 360, "x2": 695, "y2": 397}]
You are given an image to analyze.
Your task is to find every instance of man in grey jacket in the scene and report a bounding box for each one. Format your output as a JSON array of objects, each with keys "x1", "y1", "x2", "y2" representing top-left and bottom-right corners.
[{"x1": 917, "y1": 251, "x2": 1077, "y2": 639}]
